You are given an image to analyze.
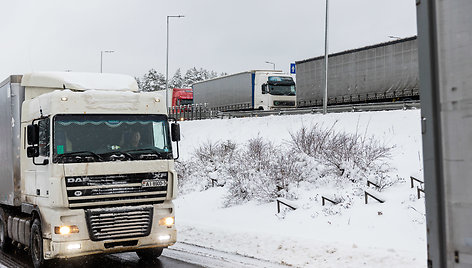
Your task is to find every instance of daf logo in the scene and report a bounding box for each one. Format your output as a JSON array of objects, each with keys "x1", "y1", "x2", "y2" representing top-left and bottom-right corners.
[
  {"x1": 67, "y1": 177, "x2": 89, "y2": 183},
  {"x1": 74, "y1": 191, "x2": 83, "y2": 197}
]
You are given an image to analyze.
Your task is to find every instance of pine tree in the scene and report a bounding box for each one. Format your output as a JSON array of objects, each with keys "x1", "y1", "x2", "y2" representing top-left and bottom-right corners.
[
  {"x1": 170, "y1": 68, "x2": 184, "y2": 88},
  {"x1": 137, "y1": 67, "x2": 225, "y2": 90},
  {"x1": 139, "y1": 69, "x2": 166, "y2": 92}
]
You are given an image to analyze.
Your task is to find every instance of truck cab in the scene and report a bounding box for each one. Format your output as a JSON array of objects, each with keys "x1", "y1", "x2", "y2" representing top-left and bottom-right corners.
[
  {"x1": 171, "y1": 88, "x2": 193, "y2": 107},
  {"x1": 256, "y1": 72, "x2": 296, "y2": 110},
  {"x1": 0, "y1": 72, "x2": 179, "y2": 267}
]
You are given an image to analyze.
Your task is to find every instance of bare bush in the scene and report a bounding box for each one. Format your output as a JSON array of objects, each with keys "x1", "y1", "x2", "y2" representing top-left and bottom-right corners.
[
  {"x1": 192, "y1": 140, "x2": 237, "y2": 188},
  {"x1": 290, "y1": 124, "x2": 396, "y2": 187},
  {"x1": 225, "y1": 137, "x2": 313, "y2": 206}
]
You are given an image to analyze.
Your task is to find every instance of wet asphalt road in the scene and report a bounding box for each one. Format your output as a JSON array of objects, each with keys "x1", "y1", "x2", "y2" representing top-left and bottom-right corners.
[{"x1": 0, "y1": 249, "x2": 203, "y2": 268}]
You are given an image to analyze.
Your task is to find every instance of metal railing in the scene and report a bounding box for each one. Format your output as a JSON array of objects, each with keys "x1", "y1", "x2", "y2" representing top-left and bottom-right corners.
[
  {"x1": 168, "y1": 100, "x2": 420, "y2": 121},
  {"x1": 276, "y1": 198, "x2": 297, "y2": 213},
  {"x1": 364, "y1": 191, "x2": 385, "y2": 204},
  {"x1": 321, "y1": 196, "x2": 338, "y2": 206}
]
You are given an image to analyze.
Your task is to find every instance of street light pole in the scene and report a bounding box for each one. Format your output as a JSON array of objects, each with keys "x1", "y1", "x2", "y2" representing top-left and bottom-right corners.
[
  {"x1": 100, "y1": 50, "x2": 114, "y2": 73},
  {"x1": 323, "y1": 0, "x2": 329, "y2": 115},
  {"x1": 265, "y1": 61, "x2": 276, "y2": 70},
  {"x1": 166, "y1": 15, "x2": 184, "y2": 111}
]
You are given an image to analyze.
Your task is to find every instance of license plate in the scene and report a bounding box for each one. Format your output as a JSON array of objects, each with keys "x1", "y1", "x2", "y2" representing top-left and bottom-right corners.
[{"x1": 141, "y1": 179, "x2": 167, "y2": 188}]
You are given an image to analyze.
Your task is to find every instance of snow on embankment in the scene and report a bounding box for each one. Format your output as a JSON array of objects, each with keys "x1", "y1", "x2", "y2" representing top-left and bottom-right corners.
[{"x1": 174, "y1": 110, "x2": 426, "y2": 267}]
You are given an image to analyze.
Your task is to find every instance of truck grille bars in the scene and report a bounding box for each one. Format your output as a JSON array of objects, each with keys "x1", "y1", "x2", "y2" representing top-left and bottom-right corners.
[
  {"x1": 85, "y1": 206, "x2": 153, "y2": 241},
  {"x1": 65, "y1": 172, "x2": 168, "y2": 208}
]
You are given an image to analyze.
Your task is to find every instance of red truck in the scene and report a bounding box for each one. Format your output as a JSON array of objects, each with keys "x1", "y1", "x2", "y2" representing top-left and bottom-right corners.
[{"x1": 171, "y1": 88, "x2": 193, "y2": 106}]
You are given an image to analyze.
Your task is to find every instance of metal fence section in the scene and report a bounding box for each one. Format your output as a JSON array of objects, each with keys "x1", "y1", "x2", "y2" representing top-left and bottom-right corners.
[{"x1": 168, "y1": 101, "x2": 420, "y2": 121}]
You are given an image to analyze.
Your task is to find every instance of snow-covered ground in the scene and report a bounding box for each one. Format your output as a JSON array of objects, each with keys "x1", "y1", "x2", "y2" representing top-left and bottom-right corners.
[{"x1": 172, "y1": 110, "x2": 426, "y2": 267}]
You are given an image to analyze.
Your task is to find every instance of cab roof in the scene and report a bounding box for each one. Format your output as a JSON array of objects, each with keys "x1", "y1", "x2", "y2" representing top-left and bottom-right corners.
[{"x1": 21, "y1": 72, "x2": 139, "y2": 92}]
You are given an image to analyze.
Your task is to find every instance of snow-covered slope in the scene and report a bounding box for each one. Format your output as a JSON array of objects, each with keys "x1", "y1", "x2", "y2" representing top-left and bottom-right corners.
[{"x1": 173, "y1": 110, "x2": 426, "y2": 267}]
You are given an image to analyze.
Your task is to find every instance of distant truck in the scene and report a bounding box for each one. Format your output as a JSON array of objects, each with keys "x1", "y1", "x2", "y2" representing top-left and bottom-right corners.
[
  {"x1": 192, "y1": 70, "x2": 296, "y2": 111},
  {"x1": 171, "y1": 88, "x2": 193, "y2": 107},
  {"x1": 0, "y1": 72, "x2": 180, "y2": 267}
]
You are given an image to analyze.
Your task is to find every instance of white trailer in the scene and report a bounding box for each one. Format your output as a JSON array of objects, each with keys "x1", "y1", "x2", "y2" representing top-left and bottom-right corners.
[
  {"x1": 192, "y1": 70, "x2": 296, "y2": 111},
  {"x1": 0, "y1": 72, "x2": 180, "y2": 267}
]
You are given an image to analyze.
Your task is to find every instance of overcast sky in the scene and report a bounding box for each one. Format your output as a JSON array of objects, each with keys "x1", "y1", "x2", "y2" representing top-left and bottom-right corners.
[{"x1": 0, "y1": 0, "x2": 417, "y2": 80}]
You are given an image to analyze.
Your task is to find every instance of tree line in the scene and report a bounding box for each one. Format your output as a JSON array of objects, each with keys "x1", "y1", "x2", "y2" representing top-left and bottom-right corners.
[{"x1": 136, "y1": 67, "x2": 227, "y2": 92}]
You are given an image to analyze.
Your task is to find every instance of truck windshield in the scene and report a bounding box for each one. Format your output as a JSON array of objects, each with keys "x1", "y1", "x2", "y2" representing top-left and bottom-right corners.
[
  {"x1": 179, "y1": 99, "x2": 193, "y2": 105},
  {"x1": 268, "y1": 84, "x2": 296, "y2": 96},
  {"x1": 267, "y1": 76, "x2": 296, "y2": 96},
  {"x1": 53, "y1": 114, "x2": 172, "y2": 163}
]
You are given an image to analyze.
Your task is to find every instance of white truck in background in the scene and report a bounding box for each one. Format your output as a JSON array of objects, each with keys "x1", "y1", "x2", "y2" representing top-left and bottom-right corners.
[
  {"x1": 0, "y1": 72, "x2": 180, "y2": 267},
  {"x1": 192, "y1": 70, "x2": 296, "y2": 111}
]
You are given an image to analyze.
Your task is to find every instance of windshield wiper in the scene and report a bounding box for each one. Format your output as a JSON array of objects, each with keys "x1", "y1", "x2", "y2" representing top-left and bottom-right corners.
[
  {"x1": 56, "y1": 151, "x2": 104, "y2": 162},
  {"x1": 123, "y1": 148, "x2": 172, "y2": 159}
]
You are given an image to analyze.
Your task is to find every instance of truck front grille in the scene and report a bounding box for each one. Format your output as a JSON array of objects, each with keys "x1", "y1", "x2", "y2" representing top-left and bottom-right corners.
[
  {"x1": 85, "y1": 206, "x2": 153, "y2": 241},
  {"x1": 65, "y1": 173, "x2": 168, "y2": 209}
]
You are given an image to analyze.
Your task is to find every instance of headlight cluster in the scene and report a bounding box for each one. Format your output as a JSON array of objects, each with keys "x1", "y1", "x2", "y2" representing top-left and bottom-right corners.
[
  {"x1": 54, "y1": 225, "x2": 79, "y2": 235},
  {"x1": 159, "y1": 217, "x2": 175, "y2": 226}
]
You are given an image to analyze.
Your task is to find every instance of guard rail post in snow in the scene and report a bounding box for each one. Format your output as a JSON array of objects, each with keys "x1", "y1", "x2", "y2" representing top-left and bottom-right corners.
[
  {"x1": 276, "y1": 198, "x2": 297, "y2": 213},
  {"x1": 367, "y1": 180, "x2": 381, "y2": 190},
  {"x1": 417, "y1": 186, "x2": 425, "y2": 199},
  {"x1": 210, "y1": 179, "x2": 217, "y2": 187},
  {"x1": 410, "y1": 176, "x2": 424, "y2": 188},
  {"x1": 321, "y1": 196, "x2": 338, "y2": 206},
  {"x1": 191, "y1": 104, "x2": 195, "y2": 120},
  {"x1": 364, "y1": 191, "x2": 385, "y2": 204}
]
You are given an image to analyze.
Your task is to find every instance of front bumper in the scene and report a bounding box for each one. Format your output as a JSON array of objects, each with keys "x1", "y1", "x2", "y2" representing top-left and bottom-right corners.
[
  {"x1": 41, "y1": 202, "x2": 176, "y2": 260},
  {"x1": 45, "y1": 229, "x2": 176, "y2": 259}
]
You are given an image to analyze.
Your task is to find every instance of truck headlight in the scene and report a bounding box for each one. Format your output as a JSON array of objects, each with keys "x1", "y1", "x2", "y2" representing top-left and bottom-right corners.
[
  {"x1": 55, "y1": 225, "x2": 79, "y2": 235},
  {"x1": 159, "y1": 217, "x2": 174, "y2": 226}
]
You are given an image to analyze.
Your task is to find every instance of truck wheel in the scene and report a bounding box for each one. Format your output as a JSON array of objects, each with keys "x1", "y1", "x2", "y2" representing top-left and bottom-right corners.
[
  {"x1": 0, "y1": 212, "x2": 12, "y2": 252},
  {"x1": 30, "y1": 219, "x2": 49, "y2": 268},
  {"x1": 136, "y1": 247, "x2": 163, "y2": 263}
]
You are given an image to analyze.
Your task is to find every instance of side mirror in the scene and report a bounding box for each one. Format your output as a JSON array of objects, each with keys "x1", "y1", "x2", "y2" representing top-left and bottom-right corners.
[
  {"x1": 27, "y1": 146, "x2": 39, "y2": 158},
  {"x1": 262, "y1": 84, "x2": 268, "y2": 94},
  {"x1": 171, "y1": 123, "x2": 181, "y2": 142},
  {"x1": 27, "y1": 124, "x2": 39, "y2": 145}
]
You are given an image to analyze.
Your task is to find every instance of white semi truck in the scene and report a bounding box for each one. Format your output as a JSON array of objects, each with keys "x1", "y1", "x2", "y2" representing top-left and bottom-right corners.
[
  {"x1": 0, "y1": 72, "x2": 180, "y2": 267},
  {"x1": 192, "y1": 70, "x2": 296, "y2": 111}
]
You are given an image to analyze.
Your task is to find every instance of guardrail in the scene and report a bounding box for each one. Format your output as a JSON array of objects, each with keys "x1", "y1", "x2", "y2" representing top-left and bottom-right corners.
[
  {"x1": 169, "y1": 101, "x2": 421, "y2": 121},
  {"x1": 410, "y1": 176, "x2": 424, "y2": 188},
  {"x1": 364, "y1": 191, "x2": 385, "y2": 204},
  {"x1": 276, "y1": 198, "x2": 297, "y2": 213},
  {"x1": 321, "y1": 196, "x2": 338, "y2": 206},
  {"x1": 367, "y1": 180, "x2": 382, "y2": 190},
  {"x1": 417, "y1": 186, "x2": 425, "y2": 199}
]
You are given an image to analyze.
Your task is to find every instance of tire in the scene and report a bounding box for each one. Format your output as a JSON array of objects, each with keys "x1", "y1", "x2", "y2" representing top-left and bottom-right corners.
[
  {"x1": 136, "y1": 247, "x2": 163, "y2": 263},
  {"x1": 30, "y1": 219, "x2": 50, "y2": 268},
  {"x1": 0, "y1": 210, "x2": 12, "y2": 252}
]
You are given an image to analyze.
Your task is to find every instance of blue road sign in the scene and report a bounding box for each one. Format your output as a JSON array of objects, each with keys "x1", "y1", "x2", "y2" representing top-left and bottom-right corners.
[{"x1": 290, "y1": 63, "x2": 296, "y2": 74}]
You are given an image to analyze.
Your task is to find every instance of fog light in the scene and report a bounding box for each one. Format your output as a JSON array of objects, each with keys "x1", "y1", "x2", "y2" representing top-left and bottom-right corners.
[
  {"x1": 55, "y1": 225, "x2": 79, "y2": 235},
  {"x1": 158, "y1": 235, "x2": 171, "y2": 241},
  {"x1": 61, "y1": 97, "x2": 68, "y2": 101},
  {"x1": 159, "y1": 217, "x2": 174, "y2": 226},
  {"x1": 67, "y1": 243, "x2": 81, "y2": 250},
  {"x1": 154, "y1": 97, "x2": 160, "y2": 102}
]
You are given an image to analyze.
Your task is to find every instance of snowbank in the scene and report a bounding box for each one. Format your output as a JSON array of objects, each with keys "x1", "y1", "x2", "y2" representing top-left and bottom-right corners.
[{"x1": 174, "y1": 110, "x2": 426, "y2": 267}]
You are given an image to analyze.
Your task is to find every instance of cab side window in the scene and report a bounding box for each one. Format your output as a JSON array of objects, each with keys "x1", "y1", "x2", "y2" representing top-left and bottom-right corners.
[{"x1": 38, "y1": 118, "x2": 50, "y2": 157}]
